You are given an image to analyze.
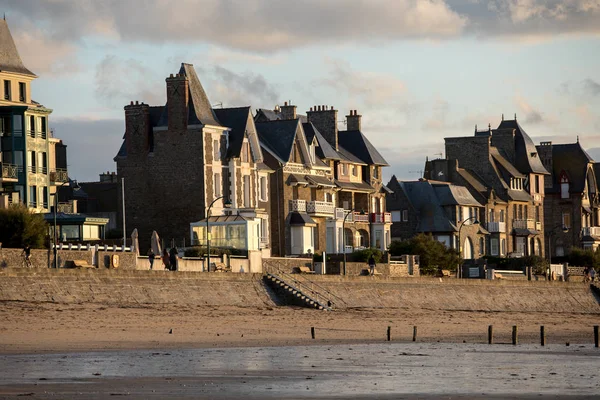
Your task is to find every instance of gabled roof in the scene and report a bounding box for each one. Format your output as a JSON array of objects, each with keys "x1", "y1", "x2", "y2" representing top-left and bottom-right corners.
[
  {"x1": 256, "y1": 119, "x2": 299, "y2": 162},
  {"x1": 338, "y1": 130, "x2": 388, "y2": 166},
  {"x1": 255, "y1": 108, "x2": 308, "y2": 123},
  {"x1": 537, "y1": 142, "x2": 595, "y2": 194},
  {"x1": 399, "y1": 180, "x2": 458, "y2": 233},
  {"x1": 431, "y1": 182, "x2": 482, "y2": 207},
  {"x1": 302, "y1": 122, "x2": 341, "y2": 160},
  {"x1": 0, "y1": 19, "x2": 36, "y2": 77},
  {"x1": 213, "y1": 106, "x2": 251, "y2": 158},
  {"x1": 337, "y1": 145, "x2": 366, "y2": 165},
  {"x1": 496, "y1": 119, "x2": 548, "y2": 175},
  {"x1": 179, "y1": 64, "x2": 222, "y2": 127},
  {"x1": 490, "y1": 147, "x2": 526, "y2": 178}
]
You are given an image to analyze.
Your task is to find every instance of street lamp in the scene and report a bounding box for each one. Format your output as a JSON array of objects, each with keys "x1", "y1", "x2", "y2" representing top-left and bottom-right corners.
[
  {"x1": 457, "y1": 216, "x2": 479, "y2": 278},
  {"x1": 547, "y1": 225, "x2": 569, "y2": 265},
  {"x1": 342, "y1": 208, "x2": 365, "y2": 276},
  {"x1": 206, "y1": 195, "x2": 231, "y2": 272}
]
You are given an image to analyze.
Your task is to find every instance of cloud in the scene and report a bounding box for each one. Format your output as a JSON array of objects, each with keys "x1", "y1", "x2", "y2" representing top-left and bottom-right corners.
[
  {"x1": 583, "y1": 78, "x2": 600, "y2": 97},
  {"x1": 95, "y1": 55, "x2": 164, "y2": 108},
  {"x1": 50, "y1": 118, "x2": 124, "y2": 182},
  {"x1": 515, "y1": 94, "x2": 544, "y2": 124}
]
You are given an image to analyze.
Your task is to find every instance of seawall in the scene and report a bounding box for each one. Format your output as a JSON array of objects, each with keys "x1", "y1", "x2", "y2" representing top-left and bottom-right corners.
[{"x1": 0, "y1": 269, "x2": 598, "y2": 313}]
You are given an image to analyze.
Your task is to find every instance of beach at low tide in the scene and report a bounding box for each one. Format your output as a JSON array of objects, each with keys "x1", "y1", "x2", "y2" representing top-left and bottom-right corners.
[{"x1": 1, "y1": 343, "x2": 599, "y2": 399}]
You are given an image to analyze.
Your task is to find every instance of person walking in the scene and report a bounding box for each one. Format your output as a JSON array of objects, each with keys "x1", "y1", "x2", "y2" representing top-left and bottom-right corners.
[
  {"x1": 21, "y1": 244, "x2": 32, "y2": 268},
  {"x1": 147, "y1": 248, "x2": 155, "y2": 270},
  {"x1": 162, "y1": 248, "x2": 170, "y2": 271},
  {"x1": 368, "y1": 254, "x2": 376, "y2": 276},
  {"x1": 169, "y1": 247, "x2": 179, "y2": 271},
  {"x1": 590, "y1": 267, "x2": 596, "y2": 283}
]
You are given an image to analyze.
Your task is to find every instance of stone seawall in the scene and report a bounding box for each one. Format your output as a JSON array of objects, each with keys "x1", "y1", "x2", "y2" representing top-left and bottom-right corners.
[{"x1": 0, "y1": 269, "x2": 598, "y2": 314}]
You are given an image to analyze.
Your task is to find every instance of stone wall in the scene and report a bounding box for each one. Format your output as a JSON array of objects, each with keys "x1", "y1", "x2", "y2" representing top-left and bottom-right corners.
[
  {"x1": 262, "y1": 257, "x2": 313, "y2": 274},
  {"x1": 0, "y1": 247, "x2": 137, "y2": 269}
]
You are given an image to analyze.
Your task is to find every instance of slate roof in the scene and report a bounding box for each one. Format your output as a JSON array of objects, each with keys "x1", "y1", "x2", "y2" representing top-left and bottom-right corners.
[
  {"x1": 496, "y1": 119, "x2": 549, "y2": 175},
  {"x1": 256, "y1": 119, "x2": 299, "y2": 162},
  {"x1": 337, "y1": 145, "x2": 366, "y2": 165},
  {"x1": 338, "y1": 130, "x2": 389, "y2": 166},
  {"x1": 255, "y1": 108, "x2": 307, "y2": 123},
  {"x1": 288, "y1": 212, "x2": 316, "y2": 226},
  {"x1": 431, "y1": 182, "x2": 483, "y2": 207},
  {"x1": 334, "y1": 180, "x2": 375, "y2": 193},
  {"x1": 399, "y1": 181, "x2": 458, "y2": 233},
  {"x1": 213, "y1": 106, "x2": 251, "y2": 158},
  {"x1": 490, "y1": 147, "x2": 526, "y2": 178},
  {"x1": 536, "y1": 142, "x2": 595, "y2": 194},
  {"x1": 179, "y1": 64, "x2": 221, "y2": 127},
  {"x1": 507, "y1": 189, "x2": 533, "y2": 202},
  {"x1": 302, "y1": 123, "x2": 341, "y2": 160},
  {"x1": 0, "y1": 19, "x2": 36, "y2": 77}
]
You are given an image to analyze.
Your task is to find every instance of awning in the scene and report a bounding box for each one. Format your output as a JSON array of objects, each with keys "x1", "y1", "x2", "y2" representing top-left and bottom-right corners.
[
  {"x1": 287, "y1": 174, "x2": 308, "y2": 186},
  {"x1": 305, "y1": 175, "x2": 336, "y2": 187},
  {"x1": 334, "y1": 179, "x2": 375, "y2": 193},
  {"x1": 288, "y1": 212, "x2": 316, "y2": 226},
  {"x1": 477, "y1": 226, "x2": 490, "y2": 235}
]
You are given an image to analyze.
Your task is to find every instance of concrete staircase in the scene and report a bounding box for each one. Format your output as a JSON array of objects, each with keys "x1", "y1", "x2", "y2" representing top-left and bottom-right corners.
[{"x1": 264, "y1": 272, "x2": 332, "y2": 311}]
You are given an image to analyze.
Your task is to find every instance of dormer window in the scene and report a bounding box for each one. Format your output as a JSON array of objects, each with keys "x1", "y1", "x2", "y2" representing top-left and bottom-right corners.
[
  {"x1": 18, "y1": 82, "x2": 25, "y2": 102},
  {"x1": 560, "y1": 172, "x2": 569, "y2": 199},
  {"x1": 3, "y1": 80, "x2": 10, "y2": 100},
  {"x1": 511, "y1": 178, "x2": 523, "y2": 190}
]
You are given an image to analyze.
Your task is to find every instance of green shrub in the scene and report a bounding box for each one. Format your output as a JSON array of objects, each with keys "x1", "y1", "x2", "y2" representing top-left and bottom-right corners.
[
  {"x1": 351, "y1": 248, "x2": 383, "y2": 263},
  {"x1": 0, "y1": 204, "x2": 48, "y2": 249},
  {"x1": 389, "y1": 234, "x2": 461, "y2": 275}
]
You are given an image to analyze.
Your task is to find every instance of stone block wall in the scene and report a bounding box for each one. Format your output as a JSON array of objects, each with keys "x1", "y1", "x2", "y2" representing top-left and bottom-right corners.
[{"x1": 0, "y1": 247, "x2": 137, "y2": 269}]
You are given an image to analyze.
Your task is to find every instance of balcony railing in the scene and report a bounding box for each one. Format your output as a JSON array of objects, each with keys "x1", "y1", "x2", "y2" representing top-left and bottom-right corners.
[
  {"x1": 50, "y1": 168, "x2": 69, "y2": 184},
  {"x1": 513, "y1": 219, "x2": 536, "y2": 230},
  {"x1": 307, "y1": 200, "x2": 335, "y2": 216},
  {"x1": 371, "y1": 212, "x2": 392, "y2": 223},
  {"x1": 335, "y1": 208, "x2": 346, "y2": 220},
  {"x1": 582, "y1": 227, "x2": 600, "y2": 237},
  {"x1": 289, "y1": 199, "x2": 306, "y2": 213},
  {"x1": 0, "y1": 162, "x2": 18, "y2": 181},
  {"x1": 57, "y1": 202, "x2": 75, "y2": 214},
  {"x1": 486, "y1": 221, "x2": 506, "y2": 233},
  {"x1": 354, "y1": 212, "x2": 369, "y2": 223}
]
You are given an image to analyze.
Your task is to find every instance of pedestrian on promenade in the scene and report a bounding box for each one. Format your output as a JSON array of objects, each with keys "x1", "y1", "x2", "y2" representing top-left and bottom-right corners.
[
  {"x1": 368, "y1": 254, "x2": 376, "y2": 276},
  {"x1": 162, "y1": 248, "x2": 170, "y2": 271},
  {"x1": 147, "y1": 248, "x2": 155, "y2": 270},
  {"x1": 22, "y1": 244, "x2": 32, "y2": 268},
  {"x1": 583, "y1": 266, "x2": 590, "y2": 283},
  {"x1": 590, "y1": 267, "x2": 596, "y2": 283},
  {"x1": 169, "y1": 247, "x2": 178, "y2": 271}
]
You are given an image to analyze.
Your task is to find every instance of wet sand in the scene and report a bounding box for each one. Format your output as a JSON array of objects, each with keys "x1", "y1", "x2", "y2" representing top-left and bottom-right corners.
[{"x1": 0, "y1": 301, "x2": 599, "y2": 354}]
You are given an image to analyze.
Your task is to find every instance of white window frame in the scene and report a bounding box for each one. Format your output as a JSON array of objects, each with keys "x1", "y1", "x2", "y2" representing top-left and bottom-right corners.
[
  {"x1": 391, "y1": 210, "x2": 401, "y2": 222},
  {"x1": 491, "y1": 238, "x2": 499, "y2": 256},
  {"x1": 259, "y1": 175, "x2": 268, "y2": 202}
]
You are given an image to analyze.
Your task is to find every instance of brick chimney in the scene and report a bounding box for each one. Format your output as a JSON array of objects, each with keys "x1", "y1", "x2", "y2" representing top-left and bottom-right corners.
[
  {"x1": 307, "y1": 105, "x2": 338, "y2": 150},
  {"x1": 280, "y1": 101, "x2": 297, "y2": 120},
  {"x1": 166, "y1": 73, "x2": 189, "y2": 131},
  {"x1": 124, "y1": 100, "x2": 151, "y2": 156},
  {"x1": 346, "y1": 109, "x2": 361, "y2": 131}
]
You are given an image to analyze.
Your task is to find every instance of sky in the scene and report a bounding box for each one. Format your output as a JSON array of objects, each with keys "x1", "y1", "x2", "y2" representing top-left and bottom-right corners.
[{"x1": 2, "y1": 0, "x2": 600, "y2": 183}]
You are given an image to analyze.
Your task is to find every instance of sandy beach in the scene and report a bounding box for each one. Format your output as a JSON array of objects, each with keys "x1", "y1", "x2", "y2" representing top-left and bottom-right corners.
[{"x1": 1, "y1": 301, "x2": 599, "y2": 354}]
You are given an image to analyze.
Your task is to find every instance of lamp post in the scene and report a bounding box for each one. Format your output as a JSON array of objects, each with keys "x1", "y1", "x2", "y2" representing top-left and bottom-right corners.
[
  {"x1": 342, "y1": 208, "x2": 365, "y2": 276},
  {"x1": 53, "y1": 193, "x2": 57, "y2": 269},
  {"x1": 457, "y1": 216, "x2": 479, "y2": 279},
  {"x1": 206, "y1": 195, "x2": 231, "y2": 272}
]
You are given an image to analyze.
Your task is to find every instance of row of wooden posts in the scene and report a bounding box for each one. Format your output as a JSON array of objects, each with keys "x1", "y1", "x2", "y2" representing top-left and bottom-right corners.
[{"x1": 310, "y1": 325, "x2": 600, "y2": 347}]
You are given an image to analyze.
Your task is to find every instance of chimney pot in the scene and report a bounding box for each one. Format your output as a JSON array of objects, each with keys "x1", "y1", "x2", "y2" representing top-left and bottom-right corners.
[
  {"x1": 135, "y1": 100, "x2": 139, "y2": 105},
  {"x1": 130, "y1": 101, "x2": 134, "y2": 105},
  {"x1": 284, "y1": 101, "x2": 288, "y2": 106},
  {"x1": 170, "y1": 73, "x2": 174, "y2": 78},
  {"x1": 310, "y1": 107, "x2": 313, "y2": 111}
]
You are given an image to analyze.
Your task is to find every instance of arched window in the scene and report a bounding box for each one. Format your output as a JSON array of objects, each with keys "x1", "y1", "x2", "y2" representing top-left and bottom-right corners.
[
  {"x1": 463, "y1": 237, "x2": 474, "y2": 259},
  {"x1": 560, "y1": 172, "x2": 569, "y2": 199},
  {"x1": 499, "y1": 210, "x2": 505, "y2": 222}
]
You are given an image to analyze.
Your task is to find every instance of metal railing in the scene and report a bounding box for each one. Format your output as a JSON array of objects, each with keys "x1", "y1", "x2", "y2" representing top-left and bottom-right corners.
[
  {"x1": 335, "y1": 208, "x2": 345, "y2": 220},
  {"x1": 354, "y1": 212, "x2": 369, "y2": 223},
  {"x1": 289, "y1": 199, "x2": 306, "y2": 213},
  {"x1": 50, "y1": 168, "x2": 69, "y2": 183},
  {"x1": 0, "y1": 162, "x2": 18, "y2": 180},
  {"x1": 513, "y1": 219, "x2": 536, "y2": 230},
  {"x1": 307, "y1": 200, "x2": 335, "y2": 215},
  {"x1": 582, "y1": 227, "x2": 600, "y2": 237},
  {"x1": 370, "y1": 212, "x2": 391, "y2": 223},
  {"x1": 263, "y1": 258, "x2": 347, "y2": 310}
]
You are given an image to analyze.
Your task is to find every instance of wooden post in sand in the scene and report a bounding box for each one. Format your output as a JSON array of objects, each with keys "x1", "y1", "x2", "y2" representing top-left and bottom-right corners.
[
  {"x1": 412, "y1": 326, "x2": 417, "y2": 342},
  {"x1": 512, "y1": 326, "x2": 518, "y2": 345},
  {"x1": 594, "y1": 326, "x2": 598, "y2": 348},
  {"x1": 311, "y1": 327, "x2": 315, "y2": 340},
  {"x1": 540, "y1": 326, "x2": 545, "y2": 346},
  {"x1": 488, "y1": 325, "x2": 493, "y2": 344}
]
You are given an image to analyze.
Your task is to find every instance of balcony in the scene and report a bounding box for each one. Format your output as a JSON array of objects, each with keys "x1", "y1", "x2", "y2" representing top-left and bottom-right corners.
[
  {"x1": 371, "y1": 212, "x2": 391, "y2": 223},
  {"x1": 307, "y1": 200, "x2": 335, "y2": 216},
  {"x1": 50, "y1": 168, "x2": 69, "y2": 184},
  {"x1": 513, "y1": 219, "x2": 537, "y2": 230},
  {"x1": 582, "y1": 227, "x2": 600, "y2": 237},
  {"x1": 289, "y1": 199, "x2": 306, "y2": 213},
  {"x1": 0, "y1": 162, "x2": 18, "y2": 183},
  {"x1": 486, "y1": 221, "x2": 506, "y2": 233},
  {"x1": 354, "y1": 212, "x2": 369, "y2": 223}
]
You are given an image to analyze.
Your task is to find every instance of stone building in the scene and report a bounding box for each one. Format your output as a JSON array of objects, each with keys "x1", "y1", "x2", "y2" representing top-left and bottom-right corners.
[
  {"x1": 0, "y1": 18, "x2": 68, "y2": 211},
  {"x1": 537, "y1": 140, "x2": 600, "y2": 256},
  {"x1": 115, "y1": 63, "x2": 269, "y2": 252},
  {"x1": 424, "y1": 117, "x2": 549, "y2": 258},
  {"x1": 386, "y1": 176, "x2": 486, "y2": 259},
  {"x1": 256, "y1": 103, "x2": 391, "y2": 256}
]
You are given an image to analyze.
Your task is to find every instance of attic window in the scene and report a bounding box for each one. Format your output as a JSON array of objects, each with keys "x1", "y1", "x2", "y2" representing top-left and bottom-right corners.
[{"x1": 560, "y1": 172, "x2": 569, "y2": 199}]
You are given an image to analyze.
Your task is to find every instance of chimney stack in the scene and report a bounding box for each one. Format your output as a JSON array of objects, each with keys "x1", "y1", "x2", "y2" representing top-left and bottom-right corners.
[
  {"x1": 166, "y1": 72, "x2": 189, "y2": 131},
  {"x1": 307, "y1": 104, "x2": 338, "y2": 150},
  {"x1": 346, "y1": 109, "x2": 362, "y2": 131},
  {"x1": 280, "y1": 101, "x2": 297, "y2": 120}
]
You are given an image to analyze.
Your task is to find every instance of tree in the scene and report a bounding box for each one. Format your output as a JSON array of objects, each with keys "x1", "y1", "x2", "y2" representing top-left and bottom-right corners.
[
  {"x1": 389, "y1": 234, "x2": 461, "y2": 275},
  {"x1": 0, "y1": 204, "x2": 49, "y2": 248}
]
